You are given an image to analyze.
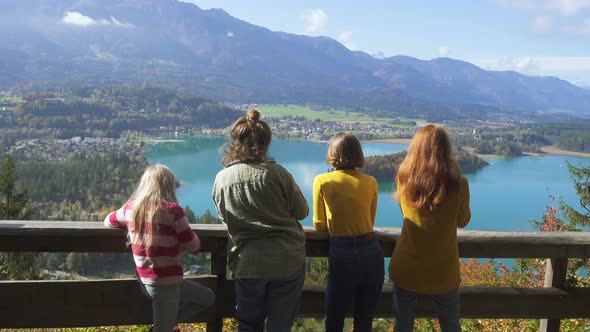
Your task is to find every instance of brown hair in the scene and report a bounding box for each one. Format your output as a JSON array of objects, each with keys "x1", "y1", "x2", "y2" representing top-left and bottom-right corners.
[
  {"x1": 326, "y1": 132, "x2": 365, "y2": 168},
  {"x1": 394, "y1": 125, "x2": 461, "y2": 209},
  {"x1": 222, "y1": 109, "x2": 272, "y2": 166}
]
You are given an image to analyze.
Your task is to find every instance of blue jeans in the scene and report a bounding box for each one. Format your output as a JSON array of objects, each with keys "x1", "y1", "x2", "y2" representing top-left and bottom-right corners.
[
  {"x1": 139, "y1": 279, "x2": 215, "y2": 332},
  {"x1": 393, "y1": 285, "x2": 461, "y2": 332},
  {"x1": 325, "y1": 234, "x2": 385, "y2": 332},
  {"x1": 235, "y1": 266, "x2": 305, "y2": 332}
]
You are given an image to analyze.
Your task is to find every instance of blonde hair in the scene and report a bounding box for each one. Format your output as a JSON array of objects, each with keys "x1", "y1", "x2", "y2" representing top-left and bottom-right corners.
[
  {"x1": 395, "y1": 125, "x2": 460, "y2": 210},
  {"x1": 326, "y1": 132, "x2": 364, "y2": 168},
  {"x1": 222, "y1": 109, "x2": 272, "y2": 166},
  {"x1": 129, "y1": 164, "x2": 178, "y2": 245}
]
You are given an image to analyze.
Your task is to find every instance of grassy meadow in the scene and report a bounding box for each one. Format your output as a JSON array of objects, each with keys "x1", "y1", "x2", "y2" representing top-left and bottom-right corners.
[{"x1": 257, "y1": 104, "x2": 417, "y2": 128}]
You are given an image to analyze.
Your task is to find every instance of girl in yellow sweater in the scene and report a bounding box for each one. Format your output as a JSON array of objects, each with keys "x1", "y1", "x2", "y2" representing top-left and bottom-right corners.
[
  {"x1": 313, "y1": 132, "x2": 384, "y2": 331},
  {"x1": 390, "y1": 125, "x2": 471, "y2": 332}
]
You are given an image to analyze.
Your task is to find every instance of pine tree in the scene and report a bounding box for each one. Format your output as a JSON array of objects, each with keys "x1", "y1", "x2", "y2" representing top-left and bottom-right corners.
[
  {"x1": 185, "y1": 205, "x2": 197, "y2": 224},
  {"x1": 0, "y1": 155, "x2": 34, "y2": 220},
  {"x1": 530, "y1": 161, "x2": 590, "y2": 288},
  {"x1": 196, "y1": 210, "x2": 222, "y2": 224},
  {"x1": 0, "y1": 155, "x2": 38, "y2": 280},
  {"x1": 560, "y1": 161, "x2": 590, "y2": 229}
]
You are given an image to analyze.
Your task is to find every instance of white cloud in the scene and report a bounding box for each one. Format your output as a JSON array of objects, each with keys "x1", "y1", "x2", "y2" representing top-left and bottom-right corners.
[
  {"x1": 371, "y1": 51, "x2": 386, "y2": 59},
  {"x1": 227, "y1": 31, "x2": 234, "y2": 38},
  {"x1": 571, "y1": 79, "x2": 590, "y2": 86},
  {"x1": 473, "y1": 56, "x2": 540, "y2": 75},
  {"x1": 533, "y1": 15, "x2": 554, "y2": 32},
  {"x1": 337, "y1": 31, "x2": 355, "y2": 49},
  {"x1": 496, "y1": 0, "x2": 539, "y2": 11},
  {"x1": 532, "y1": 56, "x2": 590, "y2": 70},
  {"x1": 496, "y1": 1, "x2": 590, "y2": 36},
  {"x1": 496, "y1": 0, "x2": 590, "y2": 16},
  {"x1": 110, "y1": 16, "x2": 135, "y2": 28},
  {"x1": 302, "y1": 9, "x2": 328, "y2": 34},
  {"x1": 501, "y1": 57, "x2": 541, "y2": 74},
  {"x1": 546, "y1": 0, "x2": 590, "y2": 16},
  {"x1": 562, "y1": 17, "x2": 590, "y2": 35},
  {"x1": 62, "y1": 11, "x2": 134, "y2": 28},
  {"x1": 438, "y1": 46, "x2": 451, "y2": 57},
  {"x1": 62, "y1": 12, "x2": 101, "y2": 27},
  {"x1": 471, "y1": 55, "x2": 590, "y2": 85}
]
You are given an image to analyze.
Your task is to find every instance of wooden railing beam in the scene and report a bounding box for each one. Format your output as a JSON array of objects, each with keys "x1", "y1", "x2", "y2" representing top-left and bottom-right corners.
[
  {"x1": 4, "y1": 281, "x2": 590, "y2": 327},
  {"x1": 2, "y1": 222, "x2": 590, "y2": 258},
  {"x1": 0, "y1": 277, "x2": 218, "y2": 328}
]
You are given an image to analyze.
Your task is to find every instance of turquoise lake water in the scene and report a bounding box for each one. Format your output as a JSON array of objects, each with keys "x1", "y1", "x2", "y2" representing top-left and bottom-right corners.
[{"x1": 146, "y1": 137, "x2": 590, "y2": 232}]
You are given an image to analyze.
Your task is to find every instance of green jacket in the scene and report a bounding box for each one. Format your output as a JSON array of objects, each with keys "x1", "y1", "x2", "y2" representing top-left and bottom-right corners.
[{"x1": 212, "y1": 161, "x2": 308, "y2": 279}]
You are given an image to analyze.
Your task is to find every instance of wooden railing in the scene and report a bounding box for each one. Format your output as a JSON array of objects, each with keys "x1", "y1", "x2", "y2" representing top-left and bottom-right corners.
[{"x1": 2, "y1": 221, "x2": 590, "y2": 332}]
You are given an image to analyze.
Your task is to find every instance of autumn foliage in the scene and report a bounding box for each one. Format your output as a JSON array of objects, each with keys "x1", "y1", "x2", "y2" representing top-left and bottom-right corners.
[{"x1": 455, "y1": 190, "x2": 590, "y2": 332}]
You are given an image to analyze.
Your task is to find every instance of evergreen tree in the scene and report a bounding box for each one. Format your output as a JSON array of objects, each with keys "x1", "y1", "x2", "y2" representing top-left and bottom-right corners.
[
  {"x1": 530, "y1": 161, "x2": 590, "y2": 287},
  {"x1": 560, "y1": 162, "x2": 590, "y2": 229},
  {"x1": 0, "y1": 156, "x2": 34, "y2": 220},
  {"x1": 185, "y1": 205, "x2": 197, "y2": 224},
  {"x1": 0, "y1": 155, "x2": 38, "y2": 280},
  {"x1": 195, "y1": 210, "x2": 222, "y2": 224}
]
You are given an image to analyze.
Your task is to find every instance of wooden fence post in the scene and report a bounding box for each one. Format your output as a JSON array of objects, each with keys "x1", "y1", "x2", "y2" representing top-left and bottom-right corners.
[
  {"x1": 539, "y1": 258, "x2": 568, "y2": 332},
  {"x1": 207, "y1": 238, "x2": 228, "y2": 332}
]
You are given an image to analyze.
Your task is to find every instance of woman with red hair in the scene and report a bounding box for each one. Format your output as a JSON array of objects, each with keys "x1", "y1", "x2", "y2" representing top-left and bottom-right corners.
[{"x1": 390, "y1": 125, "x2": 471, "y2": 332}]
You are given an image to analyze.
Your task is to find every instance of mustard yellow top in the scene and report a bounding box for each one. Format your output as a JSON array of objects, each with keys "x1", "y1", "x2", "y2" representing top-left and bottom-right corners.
[
  {"x1": 389, "y1": 176, "x2": 471, "y2": 294},
  {"x1": 313, "y1": 169, "x2": 378, "y2": 236}
]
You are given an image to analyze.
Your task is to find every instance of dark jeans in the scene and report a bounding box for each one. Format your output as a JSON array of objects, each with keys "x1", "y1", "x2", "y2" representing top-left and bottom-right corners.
[
  {"x1": 325, "y1": 233, "x2": 385, "y2": 332},
  {"x1": 235, "y1": 266, "x2": 305, "y2": 332},
  {"x1": 393, "y1": 285, "x2": 461, "y2": 332}
]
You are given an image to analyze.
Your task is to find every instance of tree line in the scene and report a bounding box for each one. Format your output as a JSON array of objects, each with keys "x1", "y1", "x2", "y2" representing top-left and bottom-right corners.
[
  {"x1": 449, "y1": 122, "x2": 590, "y2": 157},
  {"x1": 363, "y1": 149, "x2": 489, "y2": 183},
  {"x1": 8, "y1": 87, "x2": 243, "y2": 139}
]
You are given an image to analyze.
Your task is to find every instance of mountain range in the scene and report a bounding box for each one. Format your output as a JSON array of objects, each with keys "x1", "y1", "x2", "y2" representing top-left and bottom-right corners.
[{"x1": 1, "y1": 0, "x2": 590, "y2": 115}]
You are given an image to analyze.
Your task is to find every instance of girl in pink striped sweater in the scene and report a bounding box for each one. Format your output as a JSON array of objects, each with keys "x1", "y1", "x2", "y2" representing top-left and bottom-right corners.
[{"x1": 105, "y1": 164, "x2": 215, "y2": 332}]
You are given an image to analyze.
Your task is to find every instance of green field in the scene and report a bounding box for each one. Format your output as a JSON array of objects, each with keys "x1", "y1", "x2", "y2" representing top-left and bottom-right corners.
[
  {"x1": 0, "y1": 96, "x2": 23, "y2": 105},
  {"x1": 257, "y1": 104, "x2": 417, "y2": 128}
]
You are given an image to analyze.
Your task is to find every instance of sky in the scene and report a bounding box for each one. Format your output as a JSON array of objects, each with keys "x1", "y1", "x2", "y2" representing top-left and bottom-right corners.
[{"x1": 184, "y1": 0, "x2": 590, "y2": 87}]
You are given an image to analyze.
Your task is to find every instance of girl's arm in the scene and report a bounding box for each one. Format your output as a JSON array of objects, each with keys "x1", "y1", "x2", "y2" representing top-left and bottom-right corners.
[
  {"x1": 371, "y1": 179, "x2": 378, "y2": 226},
  {"x1": 291, "y1": 182, "x2": 309, "y2": 220},
  {"x1": 457, "y1": 177, "x2": 471, "y2": 228},
  {"x1": 174, "y1": 208, "x2": 201, "y2": 254},
  {"x1": 104, "y1": 203, "x2": 131, "y2": 228},
  {"x1": 284, "y1": 168, "x2": 309, "y2": 220},
  {"x1": 312, "y1": 177, "x2": 328, "y2": 232}
]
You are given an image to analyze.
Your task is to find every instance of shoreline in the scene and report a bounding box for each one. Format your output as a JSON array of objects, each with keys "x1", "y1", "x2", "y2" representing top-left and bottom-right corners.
[
  {"x1": 371, "y1": 139, "x2": 503, "y2": 159},
  {"x1": 370, "y1": 139, "x2": 590, "y2": 159},
  {"x1": 370, "y1": 138, "x2": 413, "y2": 145},
  {"x1": 141, "y1": 135, "x2": 590, "y2": 159},
  {"x1": 147, "y1": 139, "x2": 184, "y2": 144},
  {"x1": 538, "y1": 145, "x2": 590, "y2": 158},
  {"x1": 460, "y1": 147, "x2": 502, "y2": 159},
  {"x1": 142, "y1": 138, "x2": 186, "y2": 143}
]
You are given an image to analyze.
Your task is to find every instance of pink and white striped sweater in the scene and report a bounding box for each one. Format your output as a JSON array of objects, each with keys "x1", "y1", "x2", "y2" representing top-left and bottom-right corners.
[{"x1": 104, "y1": 201, "x2": 200, "y2": 285}]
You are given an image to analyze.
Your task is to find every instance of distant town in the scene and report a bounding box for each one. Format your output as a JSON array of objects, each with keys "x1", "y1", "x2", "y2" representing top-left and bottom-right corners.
[{"x1": 9, "y1": 137, "x2": 133, "y2": 161}]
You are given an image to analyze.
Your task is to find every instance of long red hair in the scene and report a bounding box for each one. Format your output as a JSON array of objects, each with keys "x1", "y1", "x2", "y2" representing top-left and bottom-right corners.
[{"x1": 395, "y1": 125, "x2": 461, "y2": 209}]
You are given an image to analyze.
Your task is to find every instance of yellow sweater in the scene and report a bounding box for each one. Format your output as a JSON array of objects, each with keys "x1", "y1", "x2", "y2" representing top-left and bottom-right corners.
[
  {"x1": 313, "y1": 169, "x2": 378, "y2": 236},
  {"x1": 389, "y1": 176, "x2": 471, "y2": 294}
]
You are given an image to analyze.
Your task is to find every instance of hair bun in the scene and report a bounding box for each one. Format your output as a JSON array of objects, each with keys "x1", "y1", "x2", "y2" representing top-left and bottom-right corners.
[{"x1": 247, "y1": 109, "x2": 260, "y2": 121}]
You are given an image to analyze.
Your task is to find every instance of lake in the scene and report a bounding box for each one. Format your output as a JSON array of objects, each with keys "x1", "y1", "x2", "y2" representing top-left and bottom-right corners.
[{"x1": 146, "y1": 137, "x2": 590, "y2": 231}]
